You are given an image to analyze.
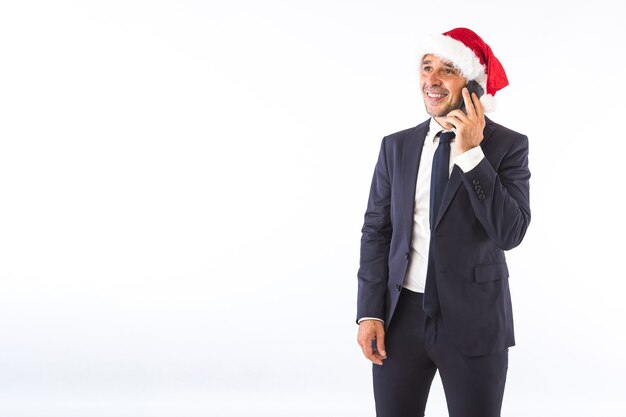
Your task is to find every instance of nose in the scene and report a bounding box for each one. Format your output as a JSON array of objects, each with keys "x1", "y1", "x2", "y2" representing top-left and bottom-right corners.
[{"x1": 423, "y1": 72, "x2": 441, "y2": 87}]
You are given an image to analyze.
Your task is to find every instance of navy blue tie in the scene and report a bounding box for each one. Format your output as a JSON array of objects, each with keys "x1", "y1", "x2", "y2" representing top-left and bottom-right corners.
[
  {"x1": 424, "y1": 130, "x2": 454, "y2": 317},
  {"x1": 429, "y1": 131, "x2": 454, "y2": 228}
]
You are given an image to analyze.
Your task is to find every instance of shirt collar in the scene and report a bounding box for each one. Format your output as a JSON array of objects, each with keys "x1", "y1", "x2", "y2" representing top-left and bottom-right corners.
[{"x1": 426, "y1": 118, "x2": 455, "y2": 145}]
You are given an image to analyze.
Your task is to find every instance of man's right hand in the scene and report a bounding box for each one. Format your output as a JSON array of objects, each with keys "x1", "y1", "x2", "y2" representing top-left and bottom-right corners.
[{"x1": 357, "y1": 320, "x2": 387, "y2": 365}]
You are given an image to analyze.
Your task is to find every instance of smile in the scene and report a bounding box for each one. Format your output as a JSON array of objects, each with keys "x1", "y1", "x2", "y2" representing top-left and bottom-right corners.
[{"x1": 426, "y1": 92, "x2": 447, "y2": 98}]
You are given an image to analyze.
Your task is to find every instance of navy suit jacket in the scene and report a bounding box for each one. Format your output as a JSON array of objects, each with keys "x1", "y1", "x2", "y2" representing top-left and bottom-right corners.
[{"x1": 357, "y1": 117, "x2": 531, "y2": 356}]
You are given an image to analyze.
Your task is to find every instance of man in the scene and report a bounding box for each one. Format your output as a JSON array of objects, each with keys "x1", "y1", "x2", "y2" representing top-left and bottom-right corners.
[{"x1": 356, "y1": 28, "x2": 531, "y2": 417}]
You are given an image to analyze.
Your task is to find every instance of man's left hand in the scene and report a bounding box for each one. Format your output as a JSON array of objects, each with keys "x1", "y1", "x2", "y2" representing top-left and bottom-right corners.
[{"x1": 444, "y1": 87, "x2": 486, "y2": 153}]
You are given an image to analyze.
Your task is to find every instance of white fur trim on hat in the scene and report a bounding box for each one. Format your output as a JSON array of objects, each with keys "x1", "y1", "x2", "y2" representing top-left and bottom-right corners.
[{"x1": 479, "y1": 94, "x2": 497, "y2": 113}]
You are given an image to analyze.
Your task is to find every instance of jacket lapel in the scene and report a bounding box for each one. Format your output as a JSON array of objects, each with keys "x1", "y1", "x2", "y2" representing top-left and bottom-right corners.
[{"x1": 400, "y1": 120, "x2": 430, "y2": 239}]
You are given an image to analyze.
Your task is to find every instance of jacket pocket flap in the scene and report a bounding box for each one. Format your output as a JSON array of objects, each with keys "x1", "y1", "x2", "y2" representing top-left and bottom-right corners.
[{"x1": 474, "y1": 262, "x2": 509, "y2": 283}]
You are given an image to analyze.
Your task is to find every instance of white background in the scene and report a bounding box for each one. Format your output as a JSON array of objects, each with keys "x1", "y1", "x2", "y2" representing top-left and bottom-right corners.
[{"x1": 1, "y1": 1, "x2": 625, "y2": 416}]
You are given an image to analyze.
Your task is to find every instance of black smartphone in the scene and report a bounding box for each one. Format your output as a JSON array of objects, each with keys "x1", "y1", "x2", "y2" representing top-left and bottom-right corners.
[{"x1": 459, "y1": 80, "x2": 484, "y2": 114}]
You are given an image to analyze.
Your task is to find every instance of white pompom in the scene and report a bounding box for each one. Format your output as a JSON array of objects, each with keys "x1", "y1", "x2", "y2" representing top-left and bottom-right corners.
[{"x1": 480, "y1": 94, "x2": 497, "y2": 113}]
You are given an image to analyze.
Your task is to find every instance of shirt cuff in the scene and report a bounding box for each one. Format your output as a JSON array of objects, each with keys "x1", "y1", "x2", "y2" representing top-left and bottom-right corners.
[
  {"x1": 358, "y1": 317, "x2": 385, "y2": 324},
  {"x1": 454, "y1": 146, "x2": 485, "y2": 172}
]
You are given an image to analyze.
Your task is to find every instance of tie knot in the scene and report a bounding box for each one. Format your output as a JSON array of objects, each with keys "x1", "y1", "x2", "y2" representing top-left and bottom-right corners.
[{"x1": 438, "y1": 131, "x2": 455, "y2": 144}]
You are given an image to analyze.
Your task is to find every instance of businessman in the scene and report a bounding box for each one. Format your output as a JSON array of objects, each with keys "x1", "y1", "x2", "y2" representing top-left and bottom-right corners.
[{"x1": 356, "y1": 28, "x2": 531, "y2": 417}]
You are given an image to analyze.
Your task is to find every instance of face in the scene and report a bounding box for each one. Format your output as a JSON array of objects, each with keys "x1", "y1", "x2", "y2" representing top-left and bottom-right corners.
[{"x1": 420, "y1": 54, "x2": 467, "y2": 117}]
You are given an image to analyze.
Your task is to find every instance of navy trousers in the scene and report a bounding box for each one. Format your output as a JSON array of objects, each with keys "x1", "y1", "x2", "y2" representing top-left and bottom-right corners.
[{"x1": 373, "y1": 289, "x2": 508, "y2": 417}]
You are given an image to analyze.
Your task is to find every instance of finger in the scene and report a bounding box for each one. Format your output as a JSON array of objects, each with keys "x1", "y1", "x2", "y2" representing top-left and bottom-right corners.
[
  {"x1": 371, "y1": 341, "x2": 385, "y2": 365},
  {"x1": 444, "y1": 115, "x2": 460, "y2": 129},
  {"x1": 446, "y1": 109, "x2": 467, "y2": 121},
  {"x1": 471, "y1": 92, "x2": 484, "y2": 119},
  {"x1": 371, "y1": 354, "x2": 384, "y2": 366},
  {"x1": 462, "y1": 87, "x2": 476, "y2": 118},
  {"x1": 363, "y1": 341, "x2": 384, "y2": 365},
  {"x1": 375, "y1": 332, "x2": 387, "y2": 359},
  {"x1": 358, "y1": 335, "x2": 378, "y2": 363}
]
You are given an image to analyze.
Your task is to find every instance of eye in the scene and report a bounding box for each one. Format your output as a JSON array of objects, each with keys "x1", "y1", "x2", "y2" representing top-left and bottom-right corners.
[{"x1": 422, "y1": 65, "x2": 432, "y2": 73}]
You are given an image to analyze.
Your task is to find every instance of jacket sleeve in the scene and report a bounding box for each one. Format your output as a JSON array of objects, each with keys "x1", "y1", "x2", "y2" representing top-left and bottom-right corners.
[
  {"x1": 461, "y1": 133, "x2": 531, "y2": 250},
  {"x1": 356, "y1": 137, "x2": 393, "y2": 322}
]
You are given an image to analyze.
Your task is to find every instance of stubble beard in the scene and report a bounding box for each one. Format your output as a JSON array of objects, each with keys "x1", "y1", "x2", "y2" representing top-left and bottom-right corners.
[{"x1": 424, "y1": 96, "x2": 462, "y2": 118}]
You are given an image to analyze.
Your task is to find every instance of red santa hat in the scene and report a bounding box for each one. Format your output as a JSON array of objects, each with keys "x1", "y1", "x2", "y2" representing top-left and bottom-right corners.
[{"x1": 419, "y1": 28, "x2": 509, "y2": 113}]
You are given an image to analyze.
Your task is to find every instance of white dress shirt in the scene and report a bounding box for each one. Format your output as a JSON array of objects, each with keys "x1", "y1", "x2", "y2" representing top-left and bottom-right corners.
[
  {"x1": 358, "y1": 118, "x2": 484, "y2": 323},
  {"x1": 403, "y1": 118, "x2": 484, "y2": 292}
]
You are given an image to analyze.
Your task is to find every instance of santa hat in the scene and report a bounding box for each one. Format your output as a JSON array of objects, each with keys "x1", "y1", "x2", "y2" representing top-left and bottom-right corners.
[{"x1": 419, "y1": 28, "x2": 508, "y2": 113}]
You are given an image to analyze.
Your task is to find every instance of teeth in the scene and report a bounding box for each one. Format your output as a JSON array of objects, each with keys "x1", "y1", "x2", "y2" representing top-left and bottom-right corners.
[{"x1": 427, "y1": 93, "x2": 446, "y2": 98}]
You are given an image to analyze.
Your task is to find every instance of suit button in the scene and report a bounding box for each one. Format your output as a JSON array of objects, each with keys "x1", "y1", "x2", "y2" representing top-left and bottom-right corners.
[
  {"x1": 472, "y1": 179, "x2": 480, "y2": 185},
  {"x1": 474, "y1": 184, "x2": 481, "y2": 191},
  {"x1": 479, "y1": 194, "x2": 486, "y2": 200}
]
